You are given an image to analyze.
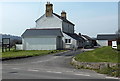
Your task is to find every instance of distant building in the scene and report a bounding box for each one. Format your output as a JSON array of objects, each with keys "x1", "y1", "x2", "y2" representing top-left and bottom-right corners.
[
  {"x1": 21, "y1": 2, "x2": 84, "y2": 50},
  {"x1": 81, "y1": 35, "x2": 96, "y2": 48},
  {"x1": 97, "y1": 34, "x2": 118, "y2": 46}
]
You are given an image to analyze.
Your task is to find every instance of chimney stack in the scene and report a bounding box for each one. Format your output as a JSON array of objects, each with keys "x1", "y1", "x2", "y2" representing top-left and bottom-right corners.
[
  {"x1": 46, "y1": 2, "x2": 53, "y2": 17},
  {"x1": 78, "y1": 33, "x2": 81, "y2": 36},
  {"x1": 61, "y1": 11, "x2": 66, "y2": 19}
]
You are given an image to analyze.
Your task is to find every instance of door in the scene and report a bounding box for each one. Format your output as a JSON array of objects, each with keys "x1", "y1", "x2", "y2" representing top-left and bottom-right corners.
[
  {"x1": 56, "y1": 36, "x2": 62, "y2": 50},
  {"x1": 108, "y1": 41, "x2": 112, "y2": 46}
]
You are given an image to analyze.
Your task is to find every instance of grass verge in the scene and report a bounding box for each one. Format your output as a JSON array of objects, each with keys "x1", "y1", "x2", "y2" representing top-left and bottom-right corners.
[
  {"x1": 1, "y1": 50, "x2": 65, "y2": 59},
  {"x1": 117, "y1": 45, "x2": 120, "y2": 51},
  {"x1": 96, "y1": 65, "x2": 120, "y2": 77}
]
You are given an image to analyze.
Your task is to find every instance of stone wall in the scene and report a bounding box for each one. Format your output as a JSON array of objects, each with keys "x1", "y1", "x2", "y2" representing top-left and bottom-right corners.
[{"x1": 71, "y1": 57, "x2": 119, "y2": 70}]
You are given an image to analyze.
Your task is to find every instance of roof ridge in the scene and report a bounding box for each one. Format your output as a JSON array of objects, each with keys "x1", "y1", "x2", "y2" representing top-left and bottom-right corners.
[
  {"x1": 27, "y1": 28, "x2": 61, "y2": 30},
  {"x1": 21, "y1": 28, "x2": 63, "y2": 37}
]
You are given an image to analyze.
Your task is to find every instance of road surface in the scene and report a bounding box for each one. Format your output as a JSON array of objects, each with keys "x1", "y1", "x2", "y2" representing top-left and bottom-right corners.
[{"x1": 2, "y1": 49, "x2": 118, "y2": 80}]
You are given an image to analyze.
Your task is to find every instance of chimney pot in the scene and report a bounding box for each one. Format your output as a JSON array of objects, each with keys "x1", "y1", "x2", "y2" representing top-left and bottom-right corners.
[
  {"x1": 78, "y1": 33, "x2": 81, "y2": 36},
  {"x1": 61, "y1": 11, "x2": 66, "y2": 19}
]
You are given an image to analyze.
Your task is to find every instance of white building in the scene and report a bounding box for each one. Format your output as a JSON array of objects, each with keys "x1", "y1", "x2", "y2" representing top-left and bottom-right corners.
[
  {"x1": 97, "y1": 34, "x2": 118, "y2": 46},
  {"x1": 21, "y1": 2, "x2": 84, "y2": 50}
]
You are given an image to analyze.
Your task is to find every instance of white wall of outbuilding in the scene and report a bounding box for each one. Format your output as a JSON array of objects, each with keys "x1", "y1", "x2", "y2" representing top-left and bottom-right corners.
[{"x1": 22, "y1": 36, "x2": 57, "y2": 50}]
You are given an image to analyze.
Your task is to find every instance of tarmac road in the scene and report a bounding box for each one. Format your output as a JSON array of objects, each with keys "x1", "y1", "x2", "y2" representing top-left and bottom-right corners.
[{"x1": 2, "y1": 49, "x2": 119, "y2": 80}]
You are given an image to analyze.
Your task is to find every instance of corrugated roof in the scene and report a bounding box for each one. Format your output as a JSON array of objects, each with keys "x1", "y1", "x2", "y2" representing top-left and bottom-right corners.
[
  {"x1": 97, "y1": 34, "x2": 118, "y2": 40},
  {"x1": 21, "y1": 28, "x2": 63, "y2": 37},
  {"x1": 64, "y1": 32, "x2": 84, "y2": 41}
]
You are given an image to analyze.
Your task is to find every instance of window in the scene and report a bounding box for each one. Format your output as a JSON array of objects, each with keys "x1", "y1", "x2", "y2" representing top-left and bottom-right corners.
[
  {"x1": 65, "y1": 39, "x2": 67, "y2": 43},
  {"x1": 65, "y1": 39, "x2": 71, "y2": 43}
]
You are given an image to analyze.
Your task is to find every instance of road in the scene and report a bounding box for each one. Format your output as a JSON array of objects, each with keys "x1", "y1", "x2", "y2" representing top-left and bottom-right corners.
[{"x1": 2, "y1": 49, "x2": 119, "y2": 80}]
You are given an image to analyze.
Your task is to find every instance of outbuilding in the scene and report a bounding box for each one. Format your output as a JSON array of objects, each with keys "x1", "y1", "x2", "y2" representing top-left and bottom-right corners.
[
  {"x1": 22, "y1": 28, "x2": 63, "y2": 50},
  {"x1": 97, "y1": 34, "x2": 117, "y2": 46}
]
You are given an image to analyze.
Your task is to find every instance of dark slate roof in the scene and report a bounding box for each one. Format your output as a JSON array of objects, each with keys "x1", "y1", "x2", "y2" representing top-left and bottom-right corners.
[
  {"x1": 21, "y1": 28, "x2": 63, "y2": 37},
  {"x1": 97, "y1": 34, "x2": 118, "y2": 40},
  {"x1": 53, "y1": 13, "x2": 75, "y2": 26},
  {"x1": 82, "y1": 35, "x2": 93, "y2": 40},
  {"x1": 64, "y1": 32, "x2": 84, "y2": 41}
]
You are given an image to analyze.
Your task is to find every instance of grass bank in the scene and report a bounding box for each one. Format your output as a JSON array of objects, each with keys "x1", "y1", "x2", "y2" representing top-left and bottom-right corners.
[
  {"x1": 96, "y1": 65, "x2": 120, "y2": 77},
  {"x1": 1, "y1": 50, "x2": 65, "y2": 59},
  {"x1": 75, "y1": 46, "x2": 119, "y2": 63},
  {"x1": 74, "y1": 46, "x2": 120, "y2": 77},
  {"x1": 118, "y1": 45, "x2": 120, "y2": 51}
]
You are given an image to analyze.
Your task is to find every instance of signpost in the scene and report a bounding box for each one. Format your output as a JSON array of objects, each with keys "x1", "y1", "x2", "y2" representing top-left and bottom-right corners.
[{"x1": 2, "y1": 38, "x2": 10, "y2": 52}]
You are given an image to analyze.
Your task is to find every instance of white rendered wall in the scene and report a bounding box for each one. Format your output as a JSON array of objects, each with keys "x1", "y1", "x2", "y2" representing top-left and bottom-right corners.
[
  {"x1": 36, "y1": 14, "x2": 74, "y2": 34},
  {"x1": 36, "y1": 14, "x2": 62, "y2": 29},
  {"x1": 62, "y1": 33, "x2": 77, "y2": 49},
  {"x1": 97, "y1": 40, "x2": 108, "y2": 46},
  {"x1": 23, "y1": 37, "x2": 56, "y2": 50},
  {"x1": 16, "y1": 44, "x2": 23, "y2": 50}
]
